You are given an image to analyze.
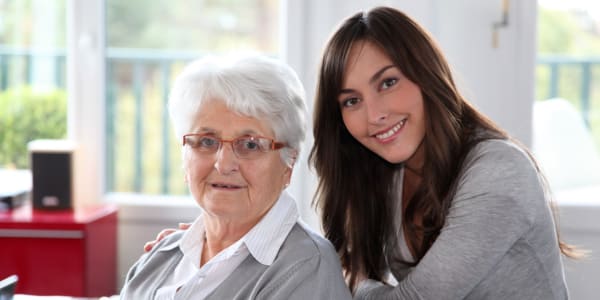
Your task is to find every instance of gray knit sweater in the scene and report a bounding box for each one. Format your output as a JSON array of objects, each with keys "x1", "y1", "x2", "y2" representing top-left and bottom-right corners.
[
  {"x1": 356, "y1": 139, "x2": 569, "y2": 299},
  {"x1": 121, "y1": 223, "x2": 352, "y2": 299}
]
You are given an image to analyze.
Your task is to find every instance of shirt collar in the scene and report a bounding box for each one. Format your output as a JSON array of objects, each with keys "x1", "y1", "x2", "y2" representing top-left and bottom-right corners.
[
  {"x1": 241, "y1": 190, "x2": 299, "y2": 265},
  {"x1": 178, "y1": 215, "x2": 206, "y2": 267}
]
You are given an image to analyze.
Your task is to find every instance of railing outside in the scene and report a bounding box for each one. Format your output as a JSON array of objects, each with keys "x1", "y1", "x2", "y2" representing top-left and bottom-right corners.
[
  {"x1": 0, "y1": 47, "x2": 66, "y2": 90},
  {"x1": 104, "y1": 49, "x2": 200, "y2": 195},
  {"x1": 536, "y1": 55, "x2": 600, "y2": 127},
  {"x1": 1, "y1": 48, "x2": 599, "y2": 195},
  {"x1": 0, "y1": 47, "x2": 198, "y2": 195}
]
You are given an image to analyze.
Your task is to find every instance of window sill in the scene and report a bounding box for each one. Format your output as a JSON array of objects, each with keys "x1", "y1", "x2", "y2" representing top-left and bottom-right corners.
[
  {"x1": 104, "y1": 193, "x2": 201, "y2": 222},
  {"x1": 555, "y1": 185, "x2": 600, "y2": 232},
  {"x1": 102, "y1": 186, "x2": 600, "y2": 231}
]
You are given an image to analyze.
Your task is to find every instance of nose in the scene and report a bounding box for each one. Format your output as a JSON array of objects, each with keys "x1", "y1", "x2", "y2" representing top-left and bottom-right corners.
[
  {"x1": 365, "y1": 95, "x2": 388, "y2": 124},
  {"x1": 214, "y1": 143, "x2": 239, "y2": 174}
]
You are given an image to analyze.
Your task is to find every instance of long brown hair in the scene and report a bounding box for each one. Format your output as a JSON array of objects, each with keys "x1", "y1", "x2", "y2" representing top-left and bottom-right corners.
[{"x1": 309, "y1": 6, "x2": 577, "y2": 291}]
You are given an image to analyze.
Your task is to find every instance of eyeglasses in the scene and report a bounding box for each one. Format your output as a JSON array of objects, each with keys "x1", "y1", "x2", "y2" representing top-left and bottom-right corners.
[{"x1": 182, "y1": 133, "x2": 287, "y2": 159}]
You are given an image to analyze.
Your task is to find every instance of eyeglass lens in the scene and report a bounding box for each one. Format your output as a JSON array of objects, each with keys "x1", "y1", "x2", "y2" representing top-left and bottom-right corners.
[{"x1": 183, "y1": 135, "x2": 281, "y2": 159}]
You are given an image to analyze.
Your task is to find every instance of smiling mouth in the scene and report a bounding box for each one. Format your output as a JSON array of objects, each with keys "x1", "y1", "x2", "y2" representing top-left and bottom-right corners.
[
  {"x1": 211, "y1": 183, "x2": 243, "y2": 189},
  {"x1": 375, "y1": 119, "x2": 406, "y2": 140}
]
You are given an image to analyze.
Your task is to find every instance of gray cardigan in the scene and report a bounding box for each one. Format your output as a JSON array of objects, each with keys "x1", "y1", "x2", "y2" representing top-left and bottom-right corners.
[
  {"x1": 356, "y1": 139, "x2": 569, "y2": 299},
  {"x1": 120, "y1": 222, "x2": 352, "y2": 299}
]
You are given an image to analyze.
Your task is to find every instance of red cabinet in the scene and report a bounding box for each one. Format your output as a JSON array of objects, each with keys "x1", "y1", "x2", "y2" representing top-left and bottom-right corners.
[{"x1": 0, "y1": 204, "x2": 117, "y2": 297}]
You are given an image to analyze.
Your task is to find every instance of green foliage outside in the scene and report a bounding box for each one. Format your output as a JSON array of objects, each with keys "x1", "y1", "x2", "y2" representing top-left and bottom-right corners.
[
  {"x1": 537, "y1": 7, "x2": 600, "y2": 149},
  {"x1": 0, "y1": 86, "x2": 67, "y2": 169},
  {"x1": 0, "y1": 0, "x2": 66, "y2": 48},
  {"x1": 537, "y1": 7, "x2": 600, "y2": 101},
  {"x1": 538, "y1": 8, "x2": 600, "y2": 56},
  {"x1": 106, "y1": 0, "x2": 279, "y2": 53}
]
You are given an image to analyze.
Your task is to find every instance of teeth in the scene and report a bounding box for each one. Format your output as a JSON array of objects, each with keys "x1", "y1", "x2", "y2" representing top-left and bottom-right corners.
[{"x1": 376, "y1": 120, "x2": 405, "y2": 140}]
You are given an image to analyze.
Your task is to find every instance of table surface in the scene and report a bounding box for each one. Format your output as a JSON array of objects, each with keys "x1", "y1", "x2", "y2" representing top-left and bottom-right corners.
[{"x1": 0, "y1": 203, "x2": 118, "y2": 225}]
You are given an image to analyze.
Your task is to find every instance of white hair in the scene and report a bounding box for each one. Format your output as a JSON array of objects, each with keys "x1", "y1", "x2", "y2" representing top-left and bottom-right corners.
[{"x1": 168, "y1": 54, "x2": 308, "y2": 166}]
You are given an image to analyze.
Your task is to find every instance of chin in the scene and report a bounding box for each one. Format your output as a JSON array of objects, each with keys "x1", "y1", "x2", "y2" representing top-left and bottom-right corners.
[
  {"x1": 370, "y1": 148, "x2": 404, "y2": 164},
  {"x1": 383, "y1": 156, "x2": 405, "y2": 164},
  {"x1": 372, "y1": 155, "x2": 398, "y2": 164}
]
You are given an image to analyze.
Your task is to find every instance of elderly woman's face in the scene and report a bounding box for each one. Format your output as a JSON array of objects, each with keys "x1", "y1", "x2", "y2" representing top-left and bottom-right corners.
[{"x1": 184, "y1": 100, "x2": 292, "y2": 225}]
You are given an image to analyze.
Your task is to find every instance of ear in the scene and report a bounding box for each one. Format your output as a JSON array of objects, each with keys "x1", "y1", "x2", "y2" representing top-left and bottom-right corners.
[
  {"x1": 183, "y1": 161, "x2": 191, "y2": 184},
  {"x1": 286, "y1": 165, "x2": 294, "y2": 181},
  {"x1": 286, "y1": 150, "x2": 298, "y2": 182},
  {"x1": 281, "y1": 164, "x2": 293, "y2": 189},
  {"x1": 288, "y1": 149, "x2": 298, "y2": 167},
  {"x1": 182, "y1": 149, "x2": 191, "y2": 184}
]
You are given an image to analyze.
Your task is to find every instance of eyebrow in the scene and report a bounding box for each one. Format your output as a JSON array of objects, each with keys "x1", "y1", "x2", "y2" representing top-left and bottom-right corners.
[
  {"x1": 339, "y1": 64, "x2": 396, "y2": 95},
  {"x1": 193, "y1": 127, "x2": 261, "y2": 136},
  {"x1": 238, "y1": 129, "x2": 261, "y2": 136}
]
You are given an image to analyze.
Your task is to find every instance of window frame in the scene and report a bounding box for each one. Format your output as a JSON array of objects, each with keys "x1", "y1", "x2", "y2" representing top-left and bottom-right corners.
[
  {"x1": 67, "y1": 0, "x2": 321, "y2": 229},
  {"x1": 67, "y1": 0, "x2": 106, "y2": 206}
]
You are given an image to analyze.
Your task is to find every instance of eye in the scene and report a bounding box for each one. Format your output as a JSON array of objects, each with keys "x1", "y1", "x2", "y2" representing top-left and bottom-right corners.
[
  {"x1": 341, "y1": 97, "x2": 361, "y2": 108},
  {"x1": 237, "y1": 137, "x2": 264, "y2": 152},
  {"x1": 198, "y1": 136, "x2": 219, "y2": 149},
  {"x1": 380, "y1": 78, "x2": 398, "y2": 90}
]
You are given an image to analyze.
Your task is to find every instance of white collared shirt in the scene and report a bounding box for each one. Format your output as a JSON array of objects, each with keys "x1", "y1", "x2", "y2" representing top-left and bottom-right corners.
[{"x1": 155, "y1": 190, "x2": 299, "y2": 300}]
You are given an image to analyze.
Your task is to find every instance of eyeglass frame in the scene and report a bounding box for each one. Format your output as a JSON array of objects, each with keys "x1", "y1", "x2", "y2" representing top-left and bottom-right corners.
[{"x1": 182, "y1": 133, "x2": 287, "y2": 159}]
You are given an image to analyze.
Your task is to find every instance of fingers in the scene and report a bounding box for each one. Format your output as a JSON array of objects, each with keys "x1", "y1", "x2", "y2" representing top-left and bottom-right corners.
[
  {"x1": 156, "y1": 228, "x2": 176, "y2": 243},
  {"x1": 143, "y1": 228, "x2": 177, "y2": 252},
  {"x1": 142, "y1": 224, "x2": 191, "y2": 252},
  {"x1": 143, "y1": 241, "x2": 156, "y2": 253}
]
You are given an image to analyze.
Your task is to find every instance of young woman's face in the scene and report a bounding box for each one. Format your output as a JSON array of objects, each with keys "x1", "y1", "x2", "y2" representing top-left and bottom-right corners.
[{"x1": 338, "y1": 40, "x2": 426, "y2": 166}]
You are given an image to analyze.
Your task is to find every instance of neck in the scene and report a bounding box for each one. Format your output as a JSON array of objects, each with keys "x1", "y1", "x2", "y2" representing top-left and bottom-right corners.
[
  {"x1": 402, "y1": 167, "x2": 422, "y2": 203},
  {"x1": 404, "y1": 137, "x2": 425, "y2": 174},
  {"x1": 200, "y1": 215, "x2": 254, "y2": 266}
]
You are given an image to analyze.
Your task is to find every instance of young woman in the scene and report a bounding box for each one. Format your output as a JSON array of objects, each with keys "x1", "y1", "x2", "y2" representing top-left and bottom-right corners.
[{"x1": 309, "y1": 6, "x2": 576, "y2": 299}]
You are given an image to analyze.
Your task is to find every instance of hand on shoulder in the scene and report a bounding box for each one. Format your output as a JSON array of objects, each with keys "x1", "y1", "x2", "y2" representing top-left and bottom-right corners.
[{"x1": 143, "y1": 223, "x2": 191, "y2": 252}]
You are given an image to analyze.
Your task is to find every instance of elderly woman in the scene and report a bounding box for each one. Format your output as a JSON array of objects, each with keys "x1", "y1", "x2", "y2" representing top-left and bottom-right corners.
[{"x1": 119, "y1": 54, "x2": 351, "y2": 299}]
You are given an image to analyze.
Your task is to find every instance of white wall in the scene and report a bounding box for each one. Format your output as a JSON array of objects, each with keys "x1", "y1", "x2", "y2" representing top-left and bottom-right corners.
[
  {"x1": 428, "y1": 0, "x2": 536, "y2": 146},
  {"x1": 109, "y1": 195, "x2": 201, "y2": 287}
]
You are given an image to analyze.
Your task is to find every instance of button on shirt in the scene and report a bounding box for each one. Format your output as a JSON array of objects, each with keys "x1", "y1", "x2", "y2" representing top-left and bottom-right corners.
[{"x1": 155, "y1": 190, "x2": 299, "y2": 300}]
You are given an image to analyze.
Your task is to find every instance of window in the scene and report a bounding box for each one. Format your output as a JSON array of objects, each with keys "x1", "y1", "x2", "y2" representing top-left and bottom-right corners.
[
  {"x1": 0, "y1": 0, "x2": 67, "y2": 190},
  {"x1": 104, "y1": 0, "x2": 281, "y2": 195},
  {"x1": 535, "y1": 0, "x2": 600, "y2": 192}
]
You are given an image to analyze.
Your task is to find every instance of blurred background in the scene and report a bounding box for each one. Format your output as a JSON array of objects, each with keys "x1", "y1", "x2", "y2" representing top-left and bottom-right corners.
[{"x1": 0, "y1": 0, "x2": 599, "y2": 298}]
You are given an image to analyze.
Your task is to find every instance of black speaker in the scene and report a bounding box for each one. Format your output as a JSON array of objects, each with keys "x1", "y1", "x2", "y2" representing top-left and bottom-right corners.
[{"x1": 28, "y1": 140, "x2": 75, "y2": 210}]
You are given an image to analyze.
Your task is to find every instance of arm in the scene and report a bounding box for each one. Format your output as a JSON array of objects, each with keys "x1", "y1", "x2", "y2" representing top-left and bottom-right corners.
[{"x1": 356, "y1": 141, "x2": 542, "y2": 299}]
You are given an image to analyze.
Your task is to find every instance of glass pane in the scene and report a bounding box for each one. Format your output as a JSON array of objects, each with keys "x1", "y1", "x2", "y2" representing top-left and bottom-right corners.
[
  {"x1": 535, "y1": 1, "x2": 600, "y2": 192},
  {"x1": 105, "y1": 0, "x2": 280, "y2": 195},
  {"x1": 0, "y1": 0, "x2": 67, "y2": 194}
]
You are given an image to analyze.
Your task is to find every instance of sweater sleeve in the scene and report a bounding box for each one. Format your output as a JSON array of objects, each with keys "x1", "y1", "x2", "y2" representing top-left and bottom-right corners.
[
  {"x1": 120, "y1": 231, "x2": 184, "y2": 299},
  {"x1": 355, "y1": 140, "x2": 544, "y2": 299}
]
